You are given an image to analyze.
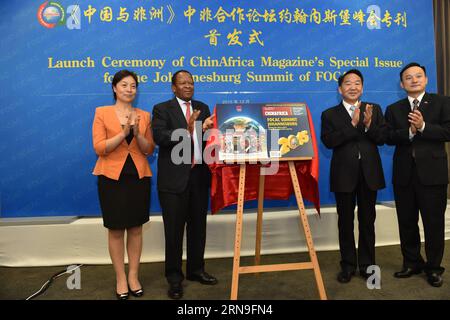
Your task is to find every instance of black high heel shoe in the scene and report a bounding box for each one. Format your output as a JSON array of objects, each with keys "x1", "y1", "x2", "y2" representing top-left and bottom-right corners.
[
  {"x1": 116, "y1": 292, "x2": 129, "y2": 300},
  {"x1": 128, "y1": 286, "x2": 144, "y2": 297}
]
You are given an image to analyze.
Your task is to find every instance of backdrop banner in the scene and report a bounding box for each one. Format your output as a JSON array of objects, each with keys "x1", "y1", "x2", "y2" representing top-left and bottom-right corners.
[{"x1": 0, "y1": 0, "x2": 437, "y2": 217}]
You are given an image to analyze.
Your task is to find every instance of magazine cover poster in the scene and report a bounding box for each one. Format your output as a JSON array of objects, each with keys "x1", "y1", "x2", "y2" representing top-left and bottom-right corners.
[{"x1": 215, "y1": 103, "x2": 314, "y2": 161}]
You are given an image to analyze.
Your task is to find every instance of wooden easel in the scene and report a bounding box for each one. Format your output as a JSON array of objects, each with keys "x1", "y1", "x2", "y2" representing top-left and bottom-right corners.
[{"x1": 230, "y1": 160, "x2": 327, "y2": 300}]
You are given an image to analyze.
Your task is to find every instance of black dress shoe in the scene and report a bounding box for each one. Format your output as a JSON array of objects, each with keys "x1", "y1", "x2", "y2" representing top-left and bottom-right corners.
[
  {"x1": 186, "y1": 272, "x2": 218, "y2": 285},
  {"x1": 168, "y1": 283, "x2": 183, "y2": 300},
  {"x1": 337, "y1": 270, "x2": 354, "y2": 283},
  {"x1": 116, "y1": 292, "x2": 129, "y2": 300},
  {"x1": 129, "y1": 286, "x2": 144, "y2": 297},
  {"x1": 393, "y1": 267, "x2": 422, "y2": 278},
  {"x1": 427, "y1": 273, "x2": 443, "y2": 287}
]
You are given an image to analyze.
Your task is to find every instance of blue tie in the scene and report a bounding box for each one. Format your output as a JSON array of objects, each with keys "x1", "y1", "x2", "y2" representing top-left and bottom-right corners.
[{"x1": 349, "y1": 105, "x2": 356, "y2": 118}]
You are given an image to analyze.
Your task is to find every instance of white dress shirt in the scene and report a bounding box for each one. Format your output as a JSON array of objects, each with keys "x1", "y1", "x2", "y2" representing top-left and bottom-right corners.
[{"x1": 342, "y1": 100, "x2": 360, "y2": 119}]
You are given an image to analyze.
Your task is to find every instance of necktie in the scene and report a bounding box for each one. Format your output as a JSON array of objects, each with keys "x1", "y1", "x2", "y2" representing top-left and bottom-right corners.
[
  {"x1": 411, "y1": 99, "x2": 419, "y2": 158},
  {"x1": 185, "y1": 101, "x2": 195, "y2": 166},
  {"x1": 349, "y1": 105, "x2": 356, "y2": 118},
  {"x1": 185, "y1": 101, "x2": 191, "y2": 121},
  {"x1": 349, "y1": 105, "x2": 361, "y2": 159},
  {"x1": 412, "y1": 99, "x2": 419, "y2": 111}
]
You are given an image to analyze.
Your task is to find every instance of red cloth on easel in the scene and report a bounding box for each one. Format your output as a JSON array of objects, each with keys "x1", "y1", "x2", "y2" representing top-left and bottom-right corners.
[{"x1": 206, "y1": 105, "x2": 320, "y2": 215}]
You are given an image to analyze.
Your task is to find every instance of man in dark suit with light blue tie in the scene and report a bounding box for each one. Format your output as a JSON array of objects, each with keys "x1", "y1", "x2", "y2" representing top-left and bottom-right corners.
[
  {"x1": 321, "y1": 69, "x2": 386, "y2": 283},
  {"x1": 385, "y1": 62, "x2": 450, "y2": 287}
]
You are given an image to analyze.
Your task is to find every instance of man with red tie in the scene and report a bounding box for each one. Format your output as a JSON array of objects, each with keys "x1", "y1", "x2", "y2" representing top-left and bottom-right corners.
[
  {"x1": 385, "y1": 62, "x2": 450, "y2": 287},
  {"x1": 152, "y1": 70, "x2": 216, "y2": 299}
]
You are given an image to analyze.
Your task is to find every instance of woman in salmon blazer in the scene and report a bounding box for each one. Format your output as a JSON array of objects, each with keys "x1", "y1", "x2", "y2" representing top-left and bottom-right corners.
[{"x1": 92, "y1": 70, "x2": 155, "y2": 299}]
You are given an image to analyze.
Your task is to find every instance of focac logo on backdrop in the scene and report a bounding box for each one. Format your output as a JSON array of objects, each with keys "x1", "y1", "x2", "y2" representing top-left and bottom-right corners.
[{"x1": 37, "y1": 1, "x2": 81, "y2": 29}]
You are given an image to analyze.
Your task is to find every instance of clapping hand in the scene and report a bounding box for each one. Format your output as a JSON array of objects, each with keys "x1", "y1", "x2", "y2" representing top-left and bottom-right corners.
[
  {"x1": 132, "y1": 113, "x2": 141, "y2": 137},
  {"x1": 363, "y1": 104, "x2": 373, "y2": 129},
  {"x1": 122, "y1": 113, "x2": 132, "y2": 137},
  {"x1": 408, "y1": 110, "x2": 424, "y2": 131},
  {"x1": 188, "y1": 109, "x2": 201, "y2": 134}
]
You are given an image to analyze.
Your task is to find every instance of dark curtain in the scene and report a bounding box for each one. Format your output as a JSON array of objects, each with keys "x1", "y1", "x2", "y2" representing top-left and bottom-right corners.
[
  {"x1": 433, "y1": 0, "x2": 450, "y2": 196},
  {"x1": 434, "y1": 0, "x2": 450, "y2": 95}
]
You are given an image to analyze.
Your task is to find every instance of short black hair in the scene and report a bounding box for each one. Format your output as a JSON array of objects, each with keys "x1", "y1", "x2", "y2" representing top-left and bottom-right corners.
[
  {"x1": 400, "y1": 62, "x2": 427, "y2": 81},
  {"x1": 338, "y1": 69, "x2": 364, "y2": 86},
  {"x1": 112, "y1": 70, "x2": 138, "y2": 100},
  {"x1": 172, "y1": 69, "x2": 193, "y2": 85}
]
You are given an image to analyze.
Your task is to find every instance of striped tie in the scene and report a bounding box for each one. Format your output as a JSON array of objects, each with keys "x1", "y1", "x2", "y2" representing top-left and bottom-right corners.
[
  {"x1": 412, "y1": 99, "x2": 419, "y2": 111},
  {"x1": 411, "y1": 99, "x2": 419, "y2": 158}
]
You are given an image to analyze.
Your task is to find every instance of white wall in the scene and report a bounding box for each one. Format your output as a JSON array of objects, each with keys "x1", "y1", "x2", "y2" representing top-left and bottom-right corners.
[{"x1": 1, "y1": 204, "x2": 449, "y2": 267}]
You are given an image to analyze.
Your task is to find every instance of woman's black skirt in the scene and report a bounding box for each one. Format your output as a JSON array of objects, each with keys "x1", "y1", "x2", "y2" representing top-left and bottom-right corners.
[{"x1": 98, "y1": 174, "x2": 150, "y2": 229}]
